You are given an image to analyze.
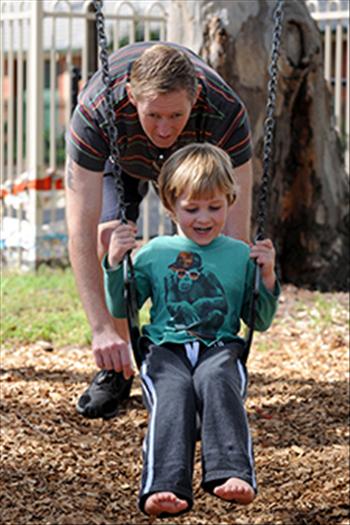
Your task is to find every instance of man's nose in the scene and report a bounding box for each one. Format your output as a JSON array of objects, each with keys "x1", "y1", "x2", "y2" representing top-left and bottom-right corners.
[{"x1": 157, "y1": 118, "x2": 171, "y2": 137}]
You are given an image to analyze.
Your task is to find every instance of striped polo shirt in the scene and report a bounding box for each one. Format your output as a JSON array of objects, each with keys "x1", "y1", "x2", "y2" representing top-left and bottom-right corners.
[{"x1": 66, "y1": 41, "x2": 252, "y2": 180}]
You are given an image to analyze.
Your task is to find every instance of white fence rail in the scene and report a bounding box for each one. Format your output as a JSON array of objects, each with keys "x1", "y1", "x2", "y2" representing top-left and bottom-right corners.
[{"x1": 1, "y1": 0, "x2": 349, "y2": 269}]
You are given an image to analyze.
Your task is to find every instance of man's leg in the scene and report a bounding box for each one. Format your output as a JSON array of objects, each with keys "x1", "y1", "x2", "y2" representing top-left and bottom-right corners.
[{"x1": 76, "y1": 173, "x2": 147, "y2": 419}]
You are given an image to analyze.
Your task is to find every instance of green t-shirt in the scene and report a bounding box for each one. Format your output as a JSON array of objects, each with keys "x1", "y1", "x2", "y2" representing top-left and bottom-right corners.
[{"x1": 103, "y1": 235, "x2": 280, "y2": 347}]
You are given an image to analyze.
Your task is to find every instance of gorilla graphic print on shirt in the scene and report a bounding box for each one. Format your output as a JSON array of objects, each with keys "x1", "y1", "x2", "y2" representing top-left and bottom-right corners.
[{"x1": 164, "y1": 251, "x2": 228, "y2": 339}]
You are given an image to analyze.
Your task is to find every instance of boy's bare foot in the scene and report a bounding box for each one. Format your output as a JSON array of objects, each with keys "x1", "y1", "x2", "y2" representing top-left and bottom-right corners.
[
  {"x1": 213, "y1": 478, "x2": 255, "y2": 504},
  {"x1": 144, "y1": 492, "x2": 189, "y2": 516}
]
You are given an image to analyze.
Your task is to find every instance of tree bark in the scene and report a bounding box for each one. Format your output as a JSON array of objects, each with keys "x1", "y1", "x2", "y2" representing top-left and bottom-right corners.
[{"x1": 168, "y1": 0, "x2": 349, "y2": 291}]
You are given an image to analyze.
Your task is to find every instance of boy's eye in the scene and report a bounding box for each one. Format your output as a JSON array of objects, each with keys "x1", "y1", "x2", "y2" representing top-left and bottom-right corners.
[
  {"x1": 209, "y1": 205, "x2": 222, "y2": 211},
  {"x1": 185, "y1": 208, "x2": 198, "y2": 213}
]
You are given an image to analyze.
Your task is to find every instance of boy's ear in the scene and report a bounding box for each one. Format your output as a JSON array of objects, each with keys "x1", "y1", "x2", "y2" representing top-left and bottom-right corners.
[
  {"x1": 126, "y1": 83, "x2": 137, "y2": 106},
  {"x1": 166, "y1": 207, "x2": 177, "y2": 223}
]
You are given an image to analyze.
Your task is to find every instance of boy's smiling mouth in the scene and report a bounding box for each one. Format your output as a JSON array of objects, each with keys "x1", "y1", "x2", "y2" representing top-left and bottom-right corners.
[{"x1": 194, "y1": 226, "x2": 212, "y2": 233}]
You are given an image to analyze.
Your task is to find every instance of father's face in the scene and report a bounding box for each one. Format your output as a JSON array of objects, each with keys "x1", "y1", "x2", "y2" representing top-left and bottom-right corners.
[{"x1": 127, "y1": 88, "x2": 194, "y2": 149}]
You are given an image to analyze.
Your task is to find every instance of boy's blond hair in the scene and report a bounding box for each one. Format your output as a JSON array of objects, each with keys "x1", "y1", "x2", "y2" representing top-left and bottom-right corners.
[
  {"x1": 159, "y1": 143, "x2": 237, "y2": 213},
  {"x1": 129, "y1": 44, "x2": 198, "y2": 101}
]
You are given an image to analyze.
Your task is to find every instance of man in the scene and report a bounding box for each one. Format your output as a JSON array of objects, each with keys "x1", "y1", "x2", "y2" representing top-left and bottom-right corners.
[{"x1": 65, "y1": 42, "x2": 253, "y2": 420}]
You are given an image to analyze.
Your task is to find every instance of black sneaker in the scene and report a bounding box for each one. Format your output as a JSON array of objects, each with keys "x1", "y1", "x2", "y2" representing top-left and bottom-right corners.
[{"x1": 76, "y1": 370, "x2": 133, "y2": 420}]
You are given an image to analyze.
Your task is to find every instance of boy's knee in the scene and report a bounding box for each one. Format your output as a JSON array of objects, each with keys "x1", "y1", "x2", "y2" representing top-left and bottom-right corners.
[
  {"x1": 159, "y1": 374, "x2": 193, "y2": 397},
  {"x1": 194, "y1": 366, "x2": 218, "y2": 393},
  {"x1": 194, "y1": 363, "x2": 240, "y2": 400}
]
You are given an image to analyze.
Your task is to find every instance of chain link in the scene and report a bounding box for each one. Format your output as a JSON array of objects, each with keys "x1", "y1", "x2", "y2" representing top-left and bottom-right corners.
[
  {"x1": 92, "y1": 0, "x2": 127, "y2": 223},
  {"x1": 256, "y1": 0, "x2": 284, "y2": 240}
]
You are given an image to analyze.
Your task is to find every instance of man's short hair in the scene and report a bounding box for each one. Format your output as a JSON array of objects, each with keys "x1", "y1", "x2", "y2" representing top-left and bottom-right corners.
[
  {"x1": 158, "y1": 143, "x2": 238, "y2": 212},
  {"x1": 129, "y1": 44, "x2": 198, "y2": 101}
]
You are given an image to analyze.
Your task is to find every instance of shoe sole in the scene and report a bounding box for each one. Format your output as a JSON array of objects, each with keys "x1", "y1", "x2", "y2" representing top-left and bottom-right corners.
[{"x1": 76, "y1": 403, "x2": 120, "y2": 420}]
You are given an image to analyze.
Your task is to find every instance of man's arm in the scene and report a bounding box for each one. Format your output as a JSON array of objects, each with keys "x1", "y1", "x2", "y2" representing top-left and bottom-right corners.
[
  {"x1": 222, "y1": 159, "x2": 253, "y2": 243},
  {"x1": 65, "y1": 156, "x2": 134, "y2": 378}
]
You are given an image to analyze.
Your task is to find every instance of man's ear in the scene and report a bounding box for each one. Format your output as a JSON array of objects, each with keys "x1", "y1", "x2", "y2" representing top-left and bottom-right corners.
[{"x1": 126, "y1": 83, "x2": 137, "y2": 106}]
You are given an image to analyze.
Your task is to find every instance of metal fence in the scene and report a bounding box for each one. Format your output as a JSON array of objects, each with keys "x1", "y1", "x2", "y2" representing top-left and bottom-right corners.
[
  {"x1": 0, "y1": 0, "x2": 168, "y2": 269},
  {"x1": 306, "y1": 0, "x2": 349, "y2": 171},
  {"x1": 1, "y1": 0, "x2": 349, "y2": 269}
]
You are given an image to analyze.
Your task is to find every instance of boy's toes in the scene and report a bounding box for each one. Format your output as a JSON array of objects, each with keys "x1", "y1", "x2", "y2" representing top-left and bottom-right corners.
[
  {"x1": 214, "y1": 478, "x2": 255, "y2": 505},
  {"x1": 145, "y1": 492, "x2": 188, "y2": 516}
]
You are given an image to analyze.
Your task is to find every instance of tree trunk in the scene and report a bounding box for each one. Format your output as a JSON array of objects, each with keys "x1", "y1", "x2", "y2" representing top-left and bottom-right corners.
[{"x1": 168, "y1": 0, "x2": 349, "y2": 291}]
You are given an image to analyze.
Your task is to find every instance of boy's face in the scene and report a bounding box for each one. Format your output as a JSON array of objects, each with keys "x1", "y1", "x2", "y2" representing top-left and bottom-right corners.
[
  {"x1": 127, "y1": 87, "x2": 195, "y2": 149},
  {"x1": 173, "y1": 190, "x2": 229, "y2": 246}
]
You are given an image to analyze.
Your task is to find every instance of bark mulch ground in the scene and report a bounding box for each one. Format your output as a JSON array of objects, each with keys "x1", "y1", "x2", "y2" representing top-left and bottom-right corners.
[{"x1": 1, "y1": 285, "x2": 349, "y2": 525}]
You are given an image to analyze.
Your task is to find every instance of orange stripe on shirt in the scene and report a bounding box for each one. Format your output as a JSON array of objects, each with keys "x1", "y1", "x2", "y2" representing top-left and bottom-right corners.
[
  {"x1": 70, "y1": 127, "x2": 105, "y2": 158},
  {"x1": 217, "y1": 108, "x2": 245, "y2": 147}
]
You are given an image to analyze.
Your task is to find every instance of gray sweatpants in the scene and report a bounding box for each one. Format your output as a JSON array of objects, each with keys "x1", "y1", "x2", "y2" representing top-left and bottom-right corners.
[{"x1": 139, "y1": 341, "x2": 257, "y2": 514}]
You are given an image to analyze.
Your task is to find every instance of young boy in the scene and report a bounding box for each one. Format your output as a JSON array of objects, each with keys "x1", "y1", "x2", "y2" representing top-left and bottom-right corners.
[{"x1": 103, "y1": 143, "x2": 279, "y2": 517}]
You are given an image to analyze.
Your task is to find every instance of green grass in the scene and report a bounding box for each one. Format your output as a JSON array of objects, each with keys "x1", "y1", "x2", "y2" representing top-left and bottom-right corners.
[
  {"x1": 295, "y1": 292, "x2": 346, "y2": 330},
  {"x1": 1, "y1": 267, "x2": 91, "y2": 347},
  {"x1": 1, "y1": 267, "x2": 151, "y2": 348},
  {"x1": 310, "y1": 293, "x2": 340, "y2": 328}
]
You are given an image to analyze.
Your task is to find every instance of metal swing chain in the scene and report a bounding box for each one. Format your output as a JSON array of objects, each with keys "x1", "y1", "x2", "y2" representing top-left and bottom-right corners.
[
  {"x1": 256, "y1": 0, "x2": 284, "y2": 240},
  {"x1": 92, "y1": 0, "x2": 141, "y2": 365},
  {"x1": 244, "y1": 0, "x2": 284, "y2": 359},
  {"x1": 92, "y1": 0, "x2": 127, "y2": 223},
  {"x1": 92, "y1": 0, "x2": 137, "y2": 321}
]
